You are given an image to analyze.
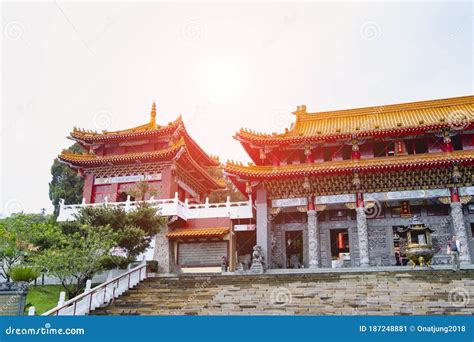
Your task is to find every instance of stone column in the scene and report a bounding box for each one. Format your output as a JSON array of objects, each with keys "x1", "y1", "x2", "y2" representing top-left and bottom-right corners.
[
  {"x1": 302, "y1": 227, "x2": 309, "y2": 267},
  {"x1": 450, "y1": 201, "x2": 471, "y2": 264},
  {"x1": 256, "y1": 187, "x2": 270, "y2": 265},
  {"x1": 153, "y1": 227, "x2": 175, "y2": 274},
  {"x1": 356, "y1": 207, "x2": 370, "y2": 267},
  {"x1": 307, "y1": 210, "x2": 320, "y2": 268}
]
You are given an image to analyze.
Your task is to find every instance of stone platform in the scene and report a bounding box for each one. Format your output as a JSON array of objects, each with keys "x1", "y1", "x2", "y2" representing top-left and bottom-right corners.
[{"x1": 93, "y1": 268, "x2": 474, "y2": 316}]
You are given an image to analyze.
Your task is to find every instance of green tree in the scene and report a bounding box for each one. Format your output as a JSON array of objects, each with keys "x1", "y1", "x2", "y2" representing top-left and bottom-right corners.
[
  {"x1": 34, "y1": 224, "x2": 118, "y2": 298},
  {"x1": 73, "y1": 203, "x2": 166, "y2": 261},
  {"x1": 49, "y1": 143, "x2": 85, "y2": 216},
  {"x1": 0, "y1": 214, "x2": 52, "y2": 281}
]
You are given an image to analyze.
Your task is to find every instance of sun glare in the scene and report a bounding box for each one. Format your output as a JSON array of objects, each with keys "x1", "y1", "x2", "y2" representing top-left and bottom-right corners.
[{"x1": 194, "y1": 53, "x2": 248, "y2": 105}]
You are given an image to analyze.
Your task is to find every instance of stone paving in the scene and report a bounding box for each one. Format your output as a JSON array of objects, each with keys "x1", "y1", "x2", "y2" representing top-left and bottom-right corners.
[{"x1": 93, "y1": 269, "x2": 474, "y2": 316}]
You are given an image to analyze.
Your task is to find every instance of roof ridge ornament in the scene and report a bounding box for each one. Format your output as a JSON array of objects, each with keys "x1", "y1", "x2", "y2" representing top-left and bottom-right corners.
[
  {"x1": 292, "y1": 104, "x2": 307, "y2": 116},
  {"x1": 150, "y1": 101, "x2": 157, "y2": 125}
]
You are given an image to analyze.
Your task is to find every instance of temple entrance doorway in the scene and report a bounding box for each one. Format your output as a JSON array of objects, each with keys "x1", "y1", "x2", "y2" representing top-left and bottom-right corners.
[
  {"x1": 285, "y1": 231, "x2": 303, "y2": 268},
  {"x1": 392, "y1": 226, "x2": 409, "y2": 265},
  {"x1": 235, "y1": 230, "x2": 256, "y2": 270},
  {"x1": 330, "y1": 228, "x2": 350, "y2": 267}
]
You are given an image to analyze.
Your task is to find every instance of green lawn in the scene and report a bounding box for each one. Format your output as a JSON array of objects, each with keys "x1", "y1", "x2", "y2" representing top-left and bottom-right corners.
[{"x1": 25, "y1": 285, "x2": 66, "y2": 315}]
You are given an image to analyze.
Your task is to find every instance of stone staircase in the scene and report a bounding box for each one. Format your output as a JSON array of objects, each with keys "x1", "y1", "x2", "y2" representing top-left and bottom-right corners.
[{"x1": 93, "y1": 270, "x2": 474, "y2": 315}]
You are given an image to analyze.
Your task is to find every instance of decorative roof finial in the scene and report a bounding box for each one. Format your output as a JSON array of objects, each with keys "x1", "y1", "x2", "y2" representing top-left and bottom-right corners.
[{"x1": 150, "y1": 101, "x2": 157, "y2": 125}]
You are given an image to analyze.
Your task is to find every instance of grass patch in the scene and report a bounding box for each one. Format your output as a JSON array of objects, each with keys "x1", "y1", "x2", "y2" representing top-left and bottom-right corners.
[{"x1": 25, "y1": 285, "x2": 65, "y2": 315}]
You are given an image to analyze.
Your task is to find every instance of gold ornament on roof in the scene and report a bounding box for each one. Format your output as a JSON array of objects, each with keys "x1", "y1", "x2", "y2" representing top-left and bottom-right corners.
[{"x1": 150, "y1": 101, "x2": 157, "y2": 125}]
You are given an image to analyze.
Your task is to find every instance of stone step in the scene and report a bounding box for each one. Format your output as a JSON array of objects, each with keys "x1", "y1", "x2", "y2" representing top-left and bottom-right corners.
[{"x1": 92, "y1": 270, "x2": 474, "y2": 316}]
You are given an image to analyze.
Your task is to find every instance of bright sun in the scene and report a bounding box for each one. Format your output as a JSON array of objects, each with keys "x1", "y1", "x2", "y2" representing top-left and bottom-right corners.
[{"x1": 194, "y1": 53, "x2": 248, "y2": 105}]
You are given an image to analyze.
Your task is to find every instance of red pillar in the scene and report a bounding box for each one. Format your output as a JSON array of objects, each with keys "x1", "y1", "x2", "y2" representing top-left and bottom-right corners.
[
  {"x1": 83, "y1": 173, "x2": 94, "y2": 204},
  {"x1": 450, "y1": 187, "x2": 460, "y2": 203},
  {"x1": 356, "y1": 192, "x2": 364, "y2": 208},
  {"x1": 307, "y1": 196, "x2": 315, "y2": 211}
]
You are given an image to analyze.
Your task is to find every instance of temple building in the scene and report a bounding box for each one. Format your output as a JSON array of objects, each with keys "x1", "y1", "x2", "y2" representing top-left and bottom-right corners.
[
  {"x1": 225, "y1": 95, "x2": 474, "y2": 269},
  {"x1": 57, "y1": 96, "x2": 474, "y2": 272},
  {"x1": 57, "y1": 103, "x2": 253, "y2": 273}
]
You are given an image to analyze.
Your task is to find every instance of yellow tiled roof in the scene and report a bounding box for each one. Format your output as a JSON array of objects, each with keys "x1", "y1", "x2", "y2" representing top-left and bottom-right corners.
[
  {"x1": 166, "y1": 227, "x2": 230, "y2": 239},
  {"x1": 225, "y1": 150, "x2": 474, "y2": 179},
  {"x1": 59, "y1": 137, "x2": 226, "y2": 190},
  {"x1": 236, "y1": 96, "x2": 474, "y2": 144},
  {"x1": 71, "y1": 116, "x2": 183, "y2": 142},
  {"x1": 59, "y1": 137, "x2": 186, "y2": 166}
]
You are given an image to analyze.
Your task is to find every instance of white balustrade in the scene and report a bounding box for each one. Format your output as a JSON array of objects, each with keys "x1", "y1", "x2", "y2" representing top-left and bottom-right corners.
[
  {"x1": 41, "y1": 261, "x2": 147, "y2": 316},
  {"x1": 57, "y1": 193, "x2": 253, "y2": 222}
]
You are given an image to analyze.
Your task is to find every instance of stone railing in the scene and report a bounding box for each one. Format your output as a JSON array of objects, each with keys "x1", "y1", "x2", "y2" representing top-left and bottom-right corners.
[{"x1": 57, "y1": 192, "x2": 253, "y2": 222}]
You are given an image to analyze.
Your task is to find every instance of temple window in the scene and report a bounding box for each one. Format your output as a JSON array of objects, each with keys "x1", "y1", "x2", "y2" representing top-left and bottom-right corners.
[
  {"x1": 426, "y1": 204, "x2": 449, "y2": 216},
  {"x1": 373, "y1": 140, "x2": 395, "y2": 157},
  {"x1": 323, "y1": 146, "x2": 333, "y2": 161},
  {"x1": 461, "y1": 133, "x2": 474, "y2": 150},
  {"x1": 470, "y1": 223, "x2": 474, "y2": 239},
  {"x1": 427, "y1": 136, "x2": 443, "y2": 153},
  {"x1": 92, "y1": 184, "x2": 112, "y2": 203},
  {"x1": 451, "y1": 134, "x2": 463, "y2": 151},
  {"x1": 405, "y1": 139, "x2": 414, "y2": 154},
  {"x1": 359, "y1": 141, "x2": 373, "y2": 159},
  {"x1": 414, "y1": 138, "x2": 428, "y2": 154},
  {"x1": 342, "y1": 145, "x2": 351, "y2": 160}
]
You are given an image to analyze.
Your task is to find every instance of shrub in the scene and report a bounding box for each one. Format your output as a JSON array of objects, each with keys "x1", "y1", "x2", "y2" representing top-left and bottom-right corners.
[
  {"x1": 9, "y1": 265, "x2": 40, "y2": 282},
  {"x1": 100, "y1": 255, "x2": 134, "y2": 270},
  {"x1": 147, "y1": 260, "x2": 158, "y2": 272}
]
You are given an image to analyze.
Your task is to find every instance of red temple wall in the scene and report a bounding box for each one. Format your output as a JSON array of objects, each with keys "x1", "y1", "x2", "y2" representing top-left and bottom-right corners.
[
  {"x1": 83, "y1": 165, "x2": 203, "y2": 204},
  {"x1": 83, "y1": 173, "x2": 94, "y2": 204}
]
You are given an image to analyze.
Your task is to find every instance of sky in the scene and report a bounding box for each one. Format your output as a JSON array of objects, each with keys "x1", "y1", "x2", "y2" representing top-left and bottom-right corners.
[{"x1": 0, "y1": 1, "x2": 472, "y2": 215}]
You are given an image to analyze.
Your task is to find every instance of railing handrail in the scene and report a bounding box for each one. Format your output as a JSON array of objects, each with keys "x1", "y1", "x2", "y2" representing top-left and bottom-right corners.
[
  {"x1": 42, "y1": 262, "x2": 146, "y2": 316},
  {"x1": 60, "y1": 195, "x2": 251, "y2": 210},
  {"x1": 58, "y1": 196, "x2": 253, "y2": 222}
]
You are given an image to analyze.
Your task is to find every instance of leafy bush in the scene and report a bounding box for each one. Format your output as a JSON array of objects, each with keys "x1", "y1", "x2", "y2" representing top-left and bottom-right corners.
[
  {"x1": 100, "y1": 255, "x2": 134, "y2": 270},
  {"x1": 147, "y1": 260, "x2": 158, "y2": 272},
  {"x1": 9, "y1": 265, "x2": 40, "y2": 282}
]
